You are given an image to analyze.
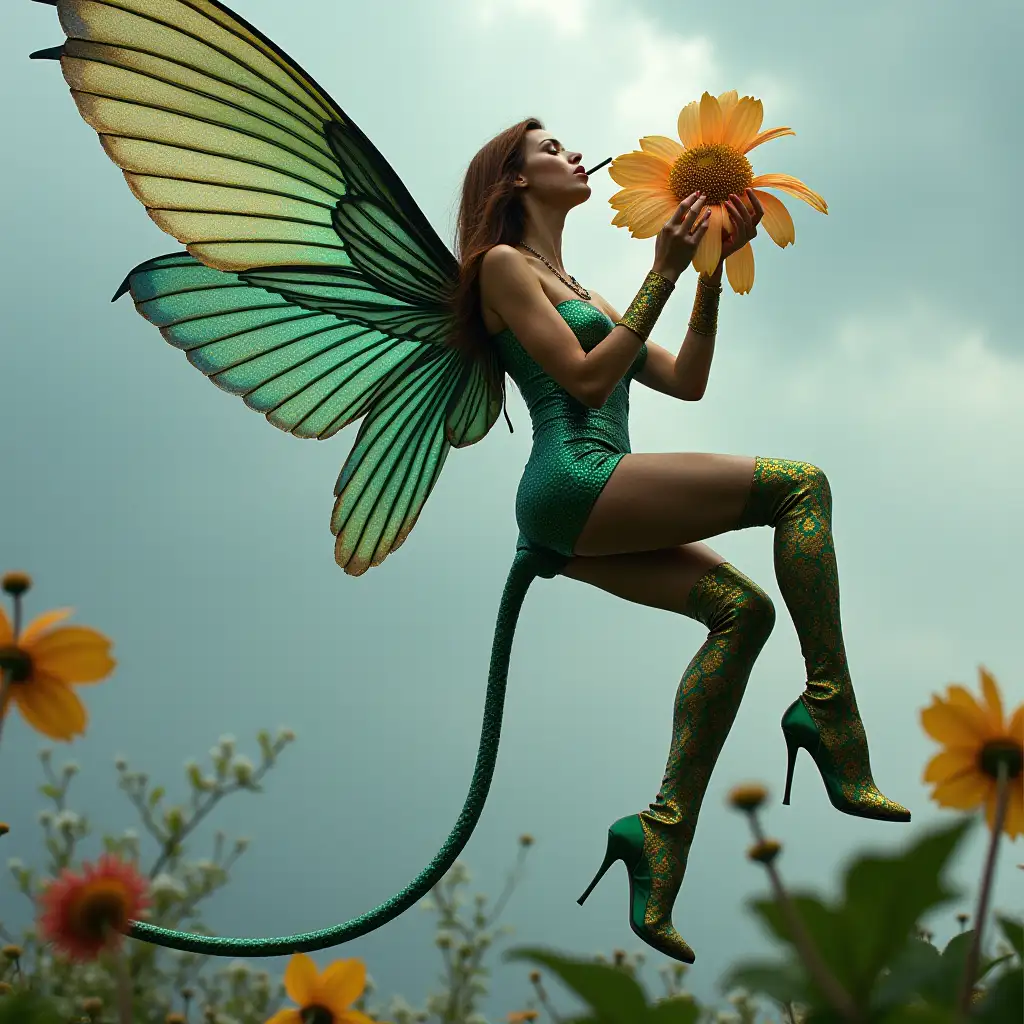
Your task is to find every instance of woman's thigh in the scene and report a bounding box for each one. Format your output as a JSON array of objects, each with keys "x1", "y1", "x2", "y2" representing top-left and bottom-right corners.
[
  {"x1": 561, "y1": 541, "x2": 727, "y2": 616},
  {"x1": 572, "y1": 452, "x2": 757, "y2": 557}
]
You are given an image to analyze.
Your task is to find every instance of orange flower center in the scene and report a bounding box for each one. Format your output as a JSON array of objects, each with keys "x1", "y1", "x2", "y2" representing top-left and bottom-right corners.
[
  {"x1": 669, "y1": 143, "x2": 754, "y2": 205},
  {"x1": 301, "y1": 1007, "x2": 335, "y2": 1024},
  {"x1": 0, "y1": 646, "x2": 32, "y2": 684},
  {"x1": 979, "y1": 738, "x2": 1024, "y2": 780},
  {"x1": 67, "y1": 879, "x2": 133, "y2": 942}
]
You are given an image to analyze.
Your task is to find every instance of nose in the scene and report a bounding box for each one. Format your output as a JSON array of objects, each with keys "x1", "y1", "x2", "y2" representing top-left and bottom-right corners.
[{"x1": 570, "y1": 152, "x2": 583, "y2": 169}]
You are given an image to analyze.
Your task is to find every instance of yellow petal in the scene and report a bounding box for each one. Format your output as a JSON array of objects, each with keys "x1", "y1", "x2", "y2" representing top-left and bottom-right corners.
[
  {"x1": 619, "y1": 192, "x2": 679, "y2": 239},
  {"x1": 692, "y1": 203, "x2": 724, "y2": 275},
  {"x1": 750, "y1": 173, "x2": 828, "y2": 215},
  {"x1": 13, "y1": 674, "x2": 88, "y2": 741},
  {"x1": 639, "y1": 135, "x2": 684, "y2": 163},
  {"x1": 725, "y1": 243, "x2": 755, "y2": 294},
  {"x1": 284, "y1": 952, "x2": 319, "y2": 1005},
  {"x1": 317, "y1": 958, "x2": 366, "y2": 1011},
  {"x1": 19, "y1": 608, "x2": 74, "y2": 645},
  {"x1": 744, "y1": 126, "x2": 796, "y2": 154},
  {"x1": 1000, "y1": 778, "x2": 1024, "y2": 839},
  {"x1": 264, "y1": 1012, "x2": 302, "y2": 1024},
  {"x1": 608, "y1": 151, "x2": 672, "y2": 188},
  {"x1": 0, "y1": 607, "x2": 12, "y2": 645},
  {"x1": 27, "y1": 626, "x2": 116, "y2": 685},
  {"x1": 923, "y1": 748, "x2": 976, "y2": 784},
  {"x1": 978, "y1": 666, "x2": 1005, "y2": 729},
  {"x1": 931, "y1": 769, "x2": 990, "y2": 812},
  {"x1": 921, "y1": 698, "x2": 989, "y2": 748},
  {"x1": 716, "y1": 90, "x2": 739, "y2": 124},
  {"x1": 1008, "y1": 704, "x2": 1023, "y2": 743},
  {"x1": 699, "y1": 91, "x2": 724, "y2": 145},
  {"x1": 751, "y1": 189, "x2": 795, "y2": 247},
  {"x1": 945, "y1": 684, "x2": 995, "y2": 731},
  {"x1": 676, "y1": 101, "x2": 701, "y2": 149},
  {"x1": 609, "y1": 186, "x2": 643, "y2": 210},
  {"x1": 723, "y1": 96, "x2": 763, "y2": 152},
  {"x1": 610, "y1": 188, "x2": 666, "y2": 224}
]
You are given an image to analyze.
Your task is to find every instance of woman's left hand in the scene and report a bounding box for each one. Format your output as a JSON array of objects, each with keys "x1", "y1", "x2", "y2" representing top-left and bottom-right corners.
[{"x1": 719, "y1": 187, "x2": 764, "y2": 260}]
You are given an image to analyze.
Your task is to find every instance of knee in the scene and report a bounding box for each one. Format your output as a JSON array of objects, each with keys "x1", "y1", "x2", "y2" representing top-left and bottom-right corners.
[
  {"x1": 799, "y1": 461, "x2": 831, "y2": 505},
  {"x1": 736, "y1": 583, "x2": 776, "y2": 645}
]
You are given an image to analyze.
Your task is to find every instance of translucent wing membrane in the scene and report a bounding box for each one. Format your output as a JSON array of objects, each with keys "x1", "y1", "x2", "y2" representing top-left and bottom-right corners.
[{"x1": 36, "y1": 0, "x2": 503, "y2": 572}]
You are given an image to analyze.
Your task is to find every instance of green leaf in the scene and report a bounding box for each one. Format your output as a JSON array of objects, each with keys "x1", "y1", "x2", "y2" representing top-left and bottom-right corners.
[
  {"x1": 148, "y1": 785, "x2": 165, "y2": 807},
  {"x1": 504, "y1": 947, "x2": 648, "y2": 1024},
  {"x1": 37, "y1": 783, "x2": 60, "y2": 800},
  {"x1": 873, "y1": 938, "x2": 942, "y2": 1011},
  {"x1": 0, "y1": 992, "x2": 64, "y2": 1024},
  {"x1": 916, "y1": 930, "x2": 972, "y2": 1009},
  {"x1": 973, "y1": 963, "x2": 1024, "y2": 1024},
  {"x1": 996, "y1": 915, "x2": 1023, "y2": 959},
  {"x1": 838, "y1": 819, "x2": 969, "y2": 994},
  {"x1": 646, "y1": 996, "x2": 700, "y2": 1024},
  {"x1": 721, "y1": 959, "x2": 809, "y2": 1005}
]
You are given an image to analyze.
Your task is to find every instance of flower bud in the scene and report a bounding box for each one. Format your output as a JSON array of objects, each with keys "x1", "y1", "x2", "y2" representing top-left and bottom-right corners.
[
  {"x1": 518, "y1": 833, "x2": 535, "y2": 847},
  {"x1": 728, "y1": 783, "x2": 768, "y2": 812},
  {"x1": 1, "y1": 571, "x2": 31, "y2": 597},
  {"x1": 1, "y1": 944, "x2": 22, "y2": 960},
  {"x1": 0, "y1": 822, "x2": 8, "y2": 837},
  {"x1": 747, "y1": 839, "x2": 782, "y2": 865}
]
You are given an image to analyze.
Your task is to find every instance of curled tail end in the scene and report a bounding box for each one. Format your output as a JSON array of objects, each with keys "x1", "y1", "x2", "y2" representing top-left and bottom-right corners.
[{"x1": 128, "y1": 545, "x2": 550, "y2": 956}]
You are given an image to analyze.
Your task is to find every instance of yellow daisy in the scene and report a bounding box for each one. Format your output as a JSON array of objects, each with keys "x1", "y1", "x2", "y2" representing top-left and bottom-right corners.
[
  {"x1": 266, "y1": 953, "x2": 381, "y2": 1024},
  {"x1": 0, "y1": 605, "x2": 115, "y2": 742},
  {"x1": 608, "y1": 90, "x2": 827, "y2": 293},
  {"x1": 921, "y1": 666, "x2": 1024, "y2": 839}
]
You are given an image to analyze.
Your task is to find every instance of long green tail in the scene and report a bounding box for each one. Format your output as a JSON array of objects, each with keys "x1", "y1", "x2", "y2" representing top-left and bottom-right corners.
[{"x1": 128, "y1": 547, "x2": 545, "y2": 955}]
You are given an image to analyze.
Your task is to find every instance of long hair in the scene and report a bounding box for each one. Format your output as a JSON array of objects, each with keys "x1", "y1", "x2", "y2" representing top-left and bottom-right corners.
[{"x1": 448, "y1": 116, "x2": 544, "y2": 403}]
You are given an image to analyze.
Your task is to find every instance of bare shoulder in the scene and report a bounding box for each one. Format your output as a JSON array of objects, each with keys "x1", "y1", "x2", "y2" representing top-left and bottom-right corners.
[{"x1": 479, "y1": 244, "x2": 538, "y2": 334}]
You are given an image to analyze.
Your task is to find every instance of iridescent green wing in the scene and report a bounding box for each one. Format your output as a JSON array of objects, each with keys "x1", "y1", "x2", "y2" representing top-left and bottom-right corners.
[{"x1": 32, "y1": 0, "x2": 502, "y2": 573}]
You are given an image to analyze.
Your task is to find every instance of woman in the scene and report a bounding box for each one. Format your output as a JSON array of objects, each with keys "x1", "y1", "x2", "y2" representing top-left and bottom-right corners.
[
  {"x1": 31, "y1": 0, "x2": 908, "y2": 964},
  {"x1": 452, "y1": 117, "x2": 910, "y2": 963}
]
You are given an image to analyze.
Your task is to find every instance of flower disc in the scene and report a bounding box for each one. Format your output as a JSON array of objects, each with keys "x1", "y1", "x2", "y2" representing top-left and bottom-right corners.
[{"x1": 669, "y1": 144, "x2": 754, "y2": 204}]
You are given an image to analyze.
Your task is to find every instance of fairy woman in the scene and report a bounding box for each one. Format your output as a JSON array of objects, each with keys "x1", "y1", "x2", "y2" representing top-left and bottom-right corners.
[{"x1": 29, "y1": 0, "x2": 909, "y2": 964}]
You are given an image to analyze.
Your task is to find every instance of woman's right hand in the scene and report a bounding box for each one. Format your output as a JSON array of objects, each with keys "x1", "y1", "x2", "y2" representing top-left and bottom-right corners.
[{"x1": 652, "y1": 192, "x2": 712, "y2": 281}]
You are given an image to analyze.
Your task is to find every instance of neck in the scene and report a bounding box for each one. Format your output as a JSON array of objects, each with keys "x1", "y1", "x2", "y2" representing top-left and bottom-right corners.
[{"x1": 519, "y1": 205, "x2": 569, "y2": 274}]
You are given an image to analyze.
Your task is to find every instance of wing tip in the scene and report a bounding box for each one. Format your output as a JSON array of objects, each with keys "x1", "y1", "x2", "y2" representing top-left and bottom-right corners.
[
  {"x1": 111, "y1": 275, "x2": 133, "y2": 302},
  {"x1": 29, "y1": 45, "x2": 64, "y2": 61}
]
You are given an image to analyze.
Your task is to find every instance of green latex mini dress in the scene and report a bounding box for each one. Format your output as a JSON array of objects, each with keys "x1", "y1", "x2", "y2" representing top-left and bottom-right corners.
[{"x1": 492, "y1": 298, "x2": 648, "y2": 570}]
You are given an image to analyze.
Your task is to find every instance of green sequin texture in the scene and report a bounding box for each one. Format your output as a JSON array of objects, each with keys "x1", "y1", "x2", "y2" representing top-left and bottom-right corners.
[
  {"x1": 615, "y1": 270, "x2": 675, "y2": 340},
  {"x1": 638, "y1": 562, "x2": 776, "y2": 959},
  {"x1": 492, "y1": 299, "x2": 647, "y2": 562},
  {"x1": 736, "y1": 457, "x2": 910, "y2": 819}
]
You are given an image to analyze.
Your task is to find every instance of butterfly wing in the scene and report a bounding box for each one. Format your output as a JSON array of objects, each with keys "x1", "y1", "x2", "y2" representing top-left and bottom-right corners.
[{"x1": 35, "y1": 0, "x2": 503, "y2": 571}]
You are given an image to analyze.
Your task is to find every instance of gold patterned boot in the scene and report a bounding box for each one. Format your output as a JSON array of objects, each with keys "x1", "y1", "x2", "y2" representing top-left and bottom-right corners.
[
  {"x1": 735, "y1": 457, "x2": 910, "y2": 821},
  {"x1": 578, "y1": 562, "x2": 776, "y2": 961}
]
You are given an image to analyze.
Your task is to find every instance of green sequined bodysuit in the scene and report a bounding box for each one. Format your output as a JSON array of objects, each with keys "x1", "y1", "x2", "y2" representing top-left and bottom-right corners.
[{"x1": 492, "y1": 299, "x2": 648, "y2": 567}]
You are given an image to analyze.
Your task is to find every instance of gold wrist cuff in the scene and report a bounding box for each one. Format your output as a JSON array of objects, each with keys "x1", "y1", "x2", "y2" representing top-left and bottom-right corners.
[
  {"x1": 689, "y1": 273, "x2": 722, "y2": 336},
  {"x1": 614, "y1": 270, "x2": 675, "y2": 342}
]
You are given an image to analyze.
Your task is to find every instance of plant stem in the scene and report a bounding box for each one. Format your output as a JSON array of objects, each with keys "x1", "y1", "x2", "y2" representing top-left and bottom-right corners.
[{"x1": 958, "y1": 762, "x2": 1010, "y2": 1017}]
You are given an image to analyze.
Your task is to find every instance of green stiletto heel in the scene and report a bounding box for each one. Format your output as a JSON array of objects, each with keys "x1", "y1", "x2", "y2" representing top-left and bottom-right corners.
[
  {"x1": 781, "y1": 697, "x2": 911, "y2": 822},
  {"x1": 578, "y1": 815, "x2": 696, "y2": 964}
]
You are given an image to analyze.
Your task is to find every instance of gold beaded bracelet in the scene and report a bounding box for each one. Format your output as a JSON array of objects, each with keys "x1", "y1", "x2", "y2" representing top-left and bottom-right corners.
[
  {"x1": 614, "y1": 269, "x2": 676, "y2": 341},
  {"x1": 688, "y1": 273, "x2": 722, "y2": 336}
]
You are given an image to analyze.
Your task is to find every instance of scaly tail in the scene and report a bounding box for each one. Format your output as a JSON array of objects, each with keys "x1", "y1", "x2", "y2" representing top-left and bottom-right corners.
[{"x1": 127, "y1": 548, "x2": 543, "y2": 955}]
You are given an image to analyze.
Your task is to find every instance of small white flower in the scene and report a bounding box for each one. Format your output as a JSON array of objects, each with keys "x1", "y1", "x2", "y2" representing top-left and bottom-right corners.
[
  {"x1": 122, "y1": 828, "x2": 139, "y2": 842},
  {"x1": 231, "y1": 756, "x2": 255, "y2": 784},
  {"x1": 218, "y1": 734, "x2": 237, "y2": 753},
  {"x1": 234, "y1": 836, "x2": 251, "y2": 852},
  {"x1": 276, "y1": 727, "x2": 296, "y2": 743},
  {"x1": 114, "y1": 755, "x2": 127, "y2": 771},
  {"x1": 7, "y1": 858, "x2": 24, "y2": 872},
  {"x1": 727, "y1": 989, "x2": 750, "y2": 1006},
  {"x1": 54, "y1": 810, "x2": 81, "y2": 832},
  {"x1": 62, "y1": 761, "x2": 80, "y2": 776},
  {"x1": 37, "y1": 811, "x2": 53, "y2": 826},
  {"x1": 228, "y1": 958, "x2": 251, "y2": 976},
  {"x1": 150, "y1": 873, "x2": 187, "y2": 899}
]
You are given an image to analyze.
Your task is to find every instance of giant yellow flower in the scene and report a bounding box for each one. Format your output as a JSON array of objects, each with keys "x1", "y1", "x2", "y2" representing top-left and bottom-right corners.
[
  {"x1": 921, "y1": 666, "x2": 1023, "y2": 840},
  {"x1": 0, "y1": 606, "x2": 115, "y2": 741},
  {"x1": 608, "y1": 91, "x2": 827, "y2": 293}
]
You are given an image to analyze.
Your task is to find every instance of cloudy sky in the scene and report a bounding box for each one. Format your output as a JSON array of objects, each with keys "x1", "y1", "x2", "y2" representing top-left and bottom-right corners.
[{"x1": 2, "y1": 0, "x2": 1021, "y2": 1015}]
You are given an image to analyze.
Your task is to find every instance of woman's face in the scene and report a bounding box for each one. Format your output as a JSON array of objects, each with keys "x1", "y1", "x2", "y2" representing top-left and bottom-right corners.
[{"x1": 518, "y1": 129, "x2": 590, "y2": 205}]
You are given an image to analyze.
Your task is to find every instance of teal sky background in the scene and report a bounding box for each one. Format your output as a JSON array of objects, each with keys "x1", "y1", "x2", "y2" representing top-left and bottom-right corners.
[{"x1": 2, "y1": 0, "x2": 1021, "y2": 1015}]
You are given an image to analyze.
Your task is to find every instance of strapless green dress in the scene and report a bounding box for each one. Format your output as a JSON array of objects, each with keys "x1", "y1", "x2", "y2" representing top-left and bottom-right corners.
[{"x1": 491, "y1": 298, "x2": 648, "y2": 571}]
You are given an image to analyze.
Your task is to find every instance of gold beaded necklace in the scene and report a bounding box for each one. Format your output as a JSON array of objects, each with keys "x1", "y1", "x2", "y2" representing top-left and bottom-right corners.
[{"x1": 517, "y1": 243, "x2": 592, "y2": 301}]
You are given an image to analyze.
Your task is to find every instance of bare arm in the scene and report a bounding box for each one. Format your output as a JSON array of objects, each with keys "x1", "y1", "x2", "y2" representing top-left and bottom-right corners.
[
  {"x1": 595, "y1": 261, "x2": 724, "y2": 402},
  {"x1": 481, "y1": 245, "x2": 650, "y2": 409}
]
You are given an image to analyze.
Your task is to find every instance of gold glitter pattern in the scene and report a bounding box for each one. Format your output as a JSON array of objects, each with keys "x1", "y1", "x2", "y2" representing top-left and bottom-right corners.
[
  {"x1": 688, "y1": 275, "x2": 722, "y2": 336},
  {"x1": 637, "y1": 562, "x2": 776, "y2": 953},
  {"x1": 736, "y1": 457, "x2": 910, "y2": 819},
  {"x1": 615, "y1": 270, "x2": 676, "y2": 341}
]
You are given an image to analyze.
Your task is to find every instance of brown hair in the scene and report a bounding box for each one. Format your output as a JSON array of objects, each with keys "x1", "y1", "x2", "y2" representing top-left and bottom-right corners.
[{"x1": 447, "y1": 116, "x2": 545, "y2": 404}]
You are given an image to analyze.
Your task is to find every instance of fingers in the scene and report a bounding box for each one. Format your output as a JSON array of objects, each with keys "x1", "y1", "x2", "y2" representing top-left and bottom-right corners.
[
  {"x1": 746, "y1": 187, "x2": 765, "y2": 224},
  {"x1": 681, "y1": 195, "x2": 709, "y2": 232},
  {"x1": 668, "y1": 191, "x2": 704, "y2": 226}
]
